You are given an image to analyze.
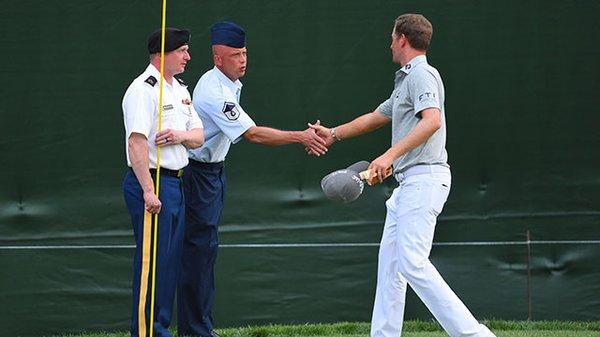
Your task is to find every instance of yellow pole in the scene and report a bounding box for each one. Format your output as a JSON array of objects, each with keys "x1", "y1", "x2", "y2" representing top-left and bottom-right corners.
[{"x1": 149, "y1": 0, "x2": 167, "y2": 335}]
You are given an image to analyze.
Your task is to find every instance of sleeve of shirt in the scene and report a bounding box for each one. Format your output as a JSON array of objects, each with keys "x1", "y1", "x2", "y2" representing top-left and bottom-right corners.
[
  {"x1": 123, "y1": 85, "x2": 155, "y2": 139},
  {"x1": 194, "y1": 85, "x2": 256, "y2": 144},
  {"x1": 411, "y1": 69, "x2": 441, "y2": 116},
  {"x1": 376, "y1": 93, "x2": 393, "y2": 118}
]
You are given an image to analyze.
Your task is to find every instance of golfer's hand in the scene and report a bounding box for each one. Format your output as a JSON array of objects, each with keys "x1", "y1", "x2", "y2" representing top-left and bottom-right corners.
[
  {"x1": 308, "y1": 120, "x2": 334, "y2": 147},
  {"x1": 306, "y1": 120, "x2": 333, "y2": 156},
  {"x1": 300, "y1": 127, "x2": 328, "y2": 156},
  {"x1": 369, "y1": 154, "x2": 394, "y2": 184}
]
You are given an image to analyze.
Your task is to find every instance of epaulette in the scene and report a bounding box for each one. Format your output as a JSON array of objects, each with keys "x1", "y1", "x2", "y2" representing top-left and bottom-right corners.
[
  {"x1": 175, "y1": 77, "x2": 187, "y2": 87},
  {"x1": 144, "y1": 76, "x2": 157, "y2": 87}
]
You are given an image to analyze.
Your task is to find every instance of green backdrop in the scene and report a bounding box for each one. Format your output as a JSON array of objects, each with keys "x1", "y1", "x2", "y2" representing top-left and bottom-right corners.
[{"x1": 1, "y1": 1, "x2": 599, "y2": 336}]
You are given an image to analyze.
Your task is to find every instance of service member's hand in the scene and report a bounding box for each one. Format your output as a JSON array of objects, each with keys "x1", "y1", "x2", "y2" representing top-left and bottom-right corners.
[
  {"x1": 143, "y1": 191, "x2": 162, "y2": 214},
  {"x1": 300, "y1": 127, "x2": 328, "y2": 156},
  {"x1": 155, "y1": 129, "x2": 187, "y2": 146},
  {"x1": 308, "y1": 120, "x2": 334, "y2": 147},
  {"x1": 305, "y1": 120, "x2": 334, "y2": 156},
  {"x1": 369, "y1": 154, "x2": 394, "y2": 184}
]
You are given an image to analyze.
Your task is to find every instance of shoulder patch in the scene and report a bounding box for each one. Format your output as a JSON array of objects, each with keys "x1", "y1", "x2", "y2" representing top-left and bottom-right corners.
[
  {"x1": 144, "y1": 76, "x2": 157, "y2": 87},
  {"x1": 175, "y1": 77, "x2": 187, "y2": 87},
  {"x1": 222, "y1": 102, "x2": 240, "y2": 121}
]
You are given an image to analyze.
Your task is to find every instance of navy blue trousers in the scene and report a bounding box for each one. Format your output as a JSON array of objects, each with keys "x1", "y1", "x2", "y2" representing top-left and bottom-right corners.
[
  {"x1": 177, "y1": 160, "x2": 226, "y2": 337},
  {"x1": 124, "y1": 170, "x2": 185, "y2": 337}
]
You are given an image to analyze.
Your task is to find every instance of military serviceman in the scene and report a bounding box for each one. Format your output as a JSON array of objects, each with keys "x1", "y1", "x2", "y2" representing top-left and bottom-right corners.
[
  {"x1": 309, "y1": 14, "x2": 496, "y2": 337},
  {"x1": 122, "y1": 27, "x2": 204, "y2": 337},
  {"x1": 177, "y1": 21, "x2": 327, "y2": 337}
]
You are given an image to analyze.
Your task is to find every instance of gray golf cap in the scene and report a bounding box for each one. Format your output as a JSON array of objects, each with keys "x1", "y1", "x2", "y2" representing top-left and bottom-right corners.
[
  {"x1": 346, "y1": 160, "x2": 370, "y2": 174},
  {"x1": 320, "y1": 161, "x2": 370, "y2": 203}
]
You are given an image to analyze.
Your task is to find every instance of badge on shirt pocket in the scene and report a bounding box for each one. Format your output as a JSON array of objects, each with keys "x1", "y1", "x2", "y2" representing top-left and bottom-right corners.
[
  {"x1": 222, "y1": 102, "x2": 240, "y2": 121},
  {"x1": 182, "y1": 98, "x2": 192, "y2": 116}
]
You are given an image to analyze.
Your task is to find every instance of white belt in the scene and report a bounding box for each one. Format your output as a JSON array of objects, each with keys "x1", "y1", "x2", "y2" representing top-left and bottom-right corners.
[{"x1": 394, "y1": 164, "x2": 450, "y2": 182}]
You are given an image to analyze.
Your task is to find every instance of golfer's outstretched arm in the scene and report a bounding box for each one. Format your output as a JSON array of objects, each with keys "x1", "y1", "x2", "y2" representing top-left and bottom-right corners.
[{"x1": 308, "y1": 110, "x2": 391, "y2": 146}]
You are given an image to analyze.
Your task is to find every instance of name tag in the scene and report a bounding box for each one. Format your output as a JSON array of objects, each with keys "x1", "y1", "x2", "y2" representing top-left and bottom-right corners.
[{"x1": 163, "y1": 104, "x2": 174, "y2": 110}]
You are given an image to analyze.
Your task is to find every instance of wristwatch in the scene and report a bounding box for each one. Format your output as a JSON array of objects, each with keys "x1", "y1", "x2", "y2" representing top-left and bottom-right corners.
[{"x1": 331, "y1": 127, "x2": 341, "y2": 142}]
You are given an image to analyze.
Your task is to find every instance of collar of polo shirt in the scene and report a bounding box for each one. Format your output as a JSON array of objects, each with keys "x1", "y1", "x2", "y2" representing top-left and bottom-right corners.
[{"x1": 397, "y1": 54, "x2": 428, "y2": 76}]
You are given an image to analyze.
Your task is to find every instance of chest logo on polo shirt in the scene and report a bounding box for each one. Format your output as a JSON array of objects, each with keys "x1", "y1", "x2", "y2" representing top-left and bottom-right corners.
[{"x1": 222, "y1": 102, "x2": 240, "y2": 121}]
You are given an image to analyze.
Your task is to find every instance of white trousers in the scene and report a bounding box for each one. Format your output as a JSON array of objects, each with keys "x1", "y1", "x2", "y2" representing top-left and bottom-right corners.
[{"x1": 370, "y1": 167, "x2": 495, "y2": 337}]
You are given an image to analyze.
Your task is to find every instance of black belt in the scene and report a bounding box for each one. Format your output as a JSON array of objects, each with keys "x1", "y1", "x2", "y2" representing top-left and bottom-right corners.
[
  {"x1": 149, "y1": 168, "x2": 184, "y2": 178},
  {"x1": 188, "y1": 159, "x2": 224, "y2": 170}
]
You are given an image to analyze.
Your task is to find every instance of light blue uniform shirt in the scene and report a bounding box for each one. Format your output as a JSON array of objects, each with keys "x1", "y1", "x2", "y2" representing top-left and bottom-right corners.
[
  {"x1": 377, "y1": 55, "x2": 449, "y2": 173},
  {"x1": 188, "y1": 67, "x2": 256, "y2": 163}
]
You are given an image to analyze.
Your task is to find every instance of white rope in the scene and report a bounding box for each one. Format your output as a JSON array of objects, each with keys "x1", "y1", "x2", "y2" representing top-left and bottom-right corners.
[{"x1": 1, "y1": 240, "x2": 599, "y2": 250}]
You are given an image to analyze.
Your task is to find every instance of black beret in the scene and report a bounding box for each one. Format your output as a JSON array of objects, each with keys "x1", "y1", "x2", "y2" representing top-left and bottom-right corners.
[
  {"x1": 210, "y1": 21, "x2": 245, "y2": 48},
  {"x1": 147, "y1": 27, "x2": 191, "y2": 54}
]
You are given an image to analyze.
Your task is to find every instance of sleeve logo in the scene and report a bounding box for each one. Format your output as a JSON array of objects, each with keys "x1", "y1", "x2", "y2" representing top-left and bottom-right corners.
[
  {"x1": 222, "y1": 102, "x2": 240, "y2": 121},
  {"x1": 418, "y1": 92, "x2": 436, "y2": 102}
]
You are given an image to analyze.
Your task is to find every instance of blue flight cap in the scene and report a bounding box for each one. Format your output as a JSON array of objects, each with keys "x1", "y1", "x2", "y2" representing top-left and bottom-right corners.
[{"x1": 210, "y1": 21, "x2": 246, "y2": 48}]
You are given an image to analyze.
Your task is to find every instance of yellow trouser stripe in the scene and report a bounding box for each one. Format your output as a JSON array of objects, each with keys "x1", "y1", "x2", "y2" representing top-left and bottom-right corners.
[{"x1": 138, "y1": 211, "x2": 153, "y2": 337}]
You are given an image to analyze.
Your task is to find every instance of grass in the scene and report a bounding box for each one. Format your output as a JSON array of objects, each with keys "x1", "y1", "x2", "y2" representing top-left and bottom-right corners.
[{"x1": 54, "y1": 321, "x2": 600, "y2": 337}]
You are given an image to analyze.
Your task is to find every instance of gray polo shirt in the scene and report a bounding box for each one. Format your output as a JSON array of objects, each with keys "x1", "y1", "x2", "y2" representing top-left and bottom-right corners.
[{"x1": 377, "y1": 55, "x2": 449, "y2": 174}]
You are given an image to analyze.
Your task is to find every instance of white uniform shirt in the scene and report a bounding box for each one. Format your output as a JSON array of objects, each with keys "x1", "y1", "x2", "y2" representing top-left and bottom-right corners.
[
  {"x1": 188, "y1": 67, "x2": 256, "y2": 163},
  {"x1": 123, "y1": 64, "x2": 203, "y2": 170}
]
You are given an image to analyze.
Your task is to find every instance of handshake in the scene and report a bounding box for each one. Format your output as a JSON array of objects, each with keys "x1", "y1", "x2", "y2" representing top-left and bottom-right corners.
[
  {"x1": 298, "y1": 120, "x2": 394, "y2": 203},
  {"x1": 297, "y1": 120, "x2": 336, "y2": 157}
]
